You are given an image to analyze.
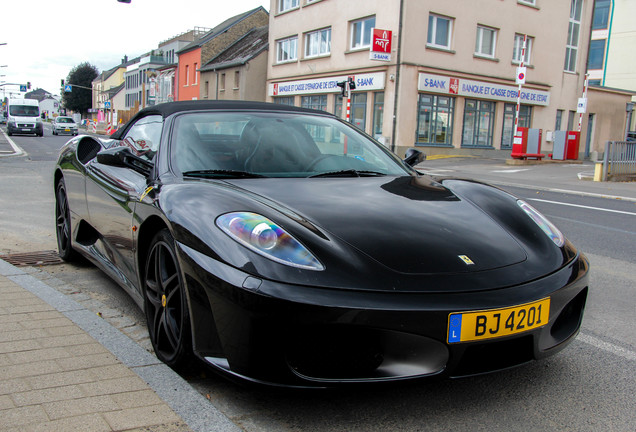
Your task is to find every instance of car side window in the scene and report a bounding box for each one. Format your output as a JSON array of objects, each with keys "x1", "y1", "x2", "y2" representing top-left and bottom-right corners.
[{"x1": 121, "y1": 115, "x2": 163, "y2": 161}]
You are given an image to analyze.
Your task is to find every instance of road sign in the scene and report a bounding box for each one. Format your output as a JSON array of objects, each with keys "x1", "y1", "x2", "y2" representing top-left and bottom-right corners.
[
  {"x1": 64, "y1": 85, "x2": 72, "y2": 93},
  {"x1": 516, "y1": 67, "x2": 527, "y2": 85},
  {"x1": 104, "y1": 101, "x2": 111, "y2": 109},
  {"x1": 20, "y1": 85, "x2": 26, "y2": 92},
  {"x1": 577, "y1": 97, "x2": 587, "y2": 114}
]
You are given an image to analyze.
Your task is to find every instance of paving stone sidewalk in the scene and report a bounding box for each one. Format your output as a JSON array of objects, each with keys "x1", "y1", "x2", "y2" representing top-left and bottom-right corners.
[{"x1": 0, "y1": 259, "x2": 240, "y2": 432}]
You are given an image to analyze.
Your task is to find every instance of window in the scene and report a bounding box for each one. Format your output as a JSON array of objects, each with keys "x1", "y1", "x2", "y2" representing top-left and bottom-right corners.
[
  {"x1": 373, "y1": 92, "x2": 384, "y2": 140},
  {"x1": 501, "y1": 104, "x2": 532, "y2": 149},
  {"x1": 475, "y1": 26, "x2": 497, "y2": 58},
  {"x1": 350, "y1": 16, "x2": 376, "y2": 50},
  {"x1": 204, "y1": 81, "x2": 209, "y2": 99},
  {"x1": 462, "y1": 99, "x2": 495, "y2": 148},
  {"x1": 234, "y1": 71, "x2": 240, "y2": 89},
  {"x1": 589, "y1": 79, "x2": 601, "y2": 86},
  {"x1": 194, "y1": 63, "x2": 198, "y2": 85},
  {"x1": 555, "y1": 109, "x2": 564, "y2": 130},
  {"x1": 592, "y1": 0, "x2": 610, "y2": 30},
  {"x1": 305, "y1": 28, "x2": 331, "y2": 58},
  {"x1": 564, "y1": 0, "x2": 583, "y2": 72},
  {"x1": 301, "y1": 95, "x2": 328, "y2": 111},
  {"x1": 588, "y1": 39, "x2": 606, "y2": 69},
  {"x1": 513, "y1": 34, "x2": 533, "y2": 64},
  {"x1": 274, "y1": 96, "x2": 295, "y2": 106},
  {"x1": 278, "y1": 0, "x2": 299, "y2": 13},
  {"x1": 185, "y1": 65, "x2": 189, "y2": 86},
  {"x1": 277, "y1": 36, "x2": 298, "y2": 63},
  {"x1": 416, "y1": 95, "x2": 455, "y2": 146},
  {"x1": 220, "y1": 73, "x2": 225, "y2": 91},
  {"x1": 351, "y1": 93, "x2": 367, "y2": 131},
  {"x1": 567, "y1": 110, "x2": 576, "y2": 131},
  {"x1": 428, "y1": 14, "x2": 453, "y2": 50},
  {"x1": 122, "y1": 115, "x2": 163, "y2": 161}
]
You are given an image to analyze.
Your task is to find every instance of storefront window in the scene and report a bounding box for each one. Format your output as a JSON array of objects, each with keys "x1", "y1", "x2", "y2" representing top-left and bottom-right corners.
[
  {"x1": 351, "y1": 93, "x2": 367, "y2": 131},
  {"x1": 302, "y1": 95, "x2": 328, "y2": 140},
  {"x1": 274, "y1": 97, "x2": 295, "y2": 106},
  {"x1": 462, "y1": 99, "x2": 495, "y2": 148},
  {"x1": 416, "y1": 94, "x2": 454, "y2": 146},
  {"x1": 301, "y1": 95, "x2": 328, "y2": 111},
  {"x1": 501, "y1": 103, "x2": 532, "y2": 149},
  {"x1": 372, "y1": 92, "x2": 384, "y2": 140}
]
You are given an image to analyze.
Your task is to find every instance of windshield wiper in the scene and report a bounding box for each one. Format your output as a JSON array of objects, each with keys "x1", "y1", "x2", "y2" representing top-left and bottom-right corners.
[
  {"x1": 309, "y1": 169, "x2": 386, "y2": 178},
  {"x1": 182, "y1": 169, "x2": 266, "y2": 179}
]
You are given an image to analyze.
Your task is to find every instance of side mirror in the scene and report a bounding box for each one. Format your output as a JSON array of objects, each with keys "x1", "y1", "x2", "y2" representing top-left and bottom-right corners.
[
  {"x1": 404, "y1": 148, "x2": 426, "y2": 167},
  {"x1": 96, "y1": 146, "x2": 153, "y2": 176}
]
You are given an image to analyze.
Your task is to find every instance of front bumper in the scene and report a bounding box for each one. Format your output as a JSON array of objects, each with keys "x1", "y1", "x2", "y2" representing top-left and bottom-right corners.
[
  {"x1": 178, "y1": 243, "x2": 589, "y2": 387},
  {"x1": 7, "y1": 122, "x2": 43, "y2": 135},
  {"x1": 54, "y1": 127, "x2": 78, "y2": 135}
]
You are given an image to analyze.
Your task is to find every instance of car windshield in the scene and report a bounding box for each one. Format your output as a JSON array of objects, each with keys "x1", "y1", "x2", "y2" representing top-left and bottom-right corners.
[
  {"x1": 171, "y1": 111, "x2": 411, "y2": 178},
  {"x1": 57, "y1": 117, "x2": 74, "y2": 124},
  {"x1": 9, "y1": 105, "x2": 39, "y2": 116}
]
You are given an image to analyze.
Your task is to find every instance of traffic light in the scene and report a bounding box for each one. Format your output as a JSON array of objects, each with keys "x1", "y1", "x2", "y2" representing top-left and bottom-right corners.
[
  {"x1": 27, "y1": 82, "x2": 31, "y2": 89},
  {"x1": 337, "y1": 81, "x2": 346, "y2": 97},
  {"x1": 61, "y1": 79, "x2": 64, "y2": 86},
  {"x1": 348, "y1": 77, "x2": 356, "y2": 90}
]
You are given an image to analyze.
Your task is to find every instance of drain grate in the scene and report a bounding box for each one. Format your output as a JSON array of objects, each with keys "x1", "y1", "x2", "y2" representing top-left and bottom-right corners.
[{"x1": 0, "y1": 250, "x2": 65, "y2": 267}]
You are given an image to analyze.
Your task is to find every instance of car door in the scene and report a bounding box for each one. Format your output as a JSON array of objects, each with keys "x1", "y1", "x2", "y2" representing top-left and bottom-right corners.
[{"x1": 85, "y1": 114, "x2": 163, "y2": 289}]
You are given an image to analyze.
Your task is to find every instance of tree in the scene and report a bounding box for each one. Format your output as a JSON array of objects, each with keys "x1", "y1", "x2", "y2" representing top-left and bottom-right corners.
[{"x1": 62, "y1": 62, "x2": 99, "y2": 116}]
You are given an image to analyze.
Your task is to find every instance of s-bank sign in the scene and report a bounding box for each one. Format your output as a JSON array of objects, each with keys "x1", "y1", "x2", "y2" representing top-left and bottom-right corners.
[
  {"x1": 418, "y1": 73, "x2": 550, "y2": 106},
  {"x1": 270, "y1": 73, "x2": 385, "y2": 96}
]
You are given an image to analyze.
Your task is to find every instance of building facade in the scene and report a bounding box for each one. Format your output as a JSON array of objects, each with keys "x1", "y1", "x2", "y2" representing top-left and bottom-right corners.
[
  {"x1": 266, "y1": 0, "x2": 631, "y2": 159},
  {"x1": 176, "y1": 7, "x2": 269, "y2": 101},
  {"x1": 199, "y1": 26, "x2": 269, "y2": 102}
]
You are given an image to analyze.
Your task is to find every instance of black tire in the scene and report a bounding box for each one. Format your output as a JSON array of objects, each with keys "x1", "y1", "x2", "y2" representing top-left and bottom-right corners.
[
  {"x1": 55, "y1": 180, "x2": 78, "y2": 261},
  {"x1": 144, "y1": 229, "x2": 192, "y2": 368}
]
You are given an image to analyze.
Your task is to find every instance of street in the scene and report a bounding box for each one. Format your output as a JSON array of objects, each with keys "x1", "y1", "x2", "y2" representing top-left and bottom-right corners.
[{"x1": 1, "y1": 130, "x2": 635, "y2": 431}]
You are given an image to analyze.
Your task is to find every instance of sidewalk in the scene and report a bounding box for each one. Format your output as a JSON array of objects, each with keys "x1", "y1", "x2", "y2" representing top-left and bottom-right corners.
[{"x1": 0, "y1": 259, "x2": 240, "y2": 432}]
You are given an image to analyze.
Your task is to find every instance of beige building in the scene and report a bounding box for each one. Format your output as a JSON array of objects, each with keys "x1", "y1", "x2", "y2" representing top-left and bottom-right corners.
[
  {"x1": 266, "y1": 0, "x2": 632, "y2": 159},
  {"x1": 199, "y1": 26, "x2": 269, "y2": 101}
]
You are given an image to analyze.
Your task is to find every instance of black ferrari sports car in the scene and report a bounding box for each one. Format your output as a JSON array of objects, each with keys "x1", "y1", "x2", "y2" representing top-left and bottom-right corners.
[{"x1": 54, "y1": 101, "x2": 589, "y2": 387}]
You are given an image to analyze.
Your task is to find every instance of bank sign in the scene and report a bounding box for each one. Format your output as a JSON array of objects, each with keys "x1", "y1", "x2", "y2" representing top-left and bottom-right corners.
[
  {"x1": 418, "y1": 73, "x2": 550, "y2": 106},
  {"x1": 270, "y1": 72, "x2": 385, "y2": 96}
]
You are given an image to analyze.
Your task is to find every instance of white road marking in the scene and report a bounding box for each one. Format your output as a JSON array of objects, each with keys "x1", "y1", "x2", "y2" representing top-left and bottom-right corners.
[
  {"x1": 529, "y1": 198, "x2": 636, "y2": 216},
  {"x1": 578, "y1": 333, "x2": 636, "y2": 362},
  {"x1": 491, "y1": 169, "x2": 531, "y2": 173}
]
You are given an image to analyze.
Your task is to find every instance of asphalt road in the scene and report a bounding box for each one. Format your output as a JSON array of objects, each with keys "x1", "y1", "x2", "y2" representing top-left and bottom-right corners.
[{"x1": 2, "y1": 131, "x2": 635, "y2": 431}]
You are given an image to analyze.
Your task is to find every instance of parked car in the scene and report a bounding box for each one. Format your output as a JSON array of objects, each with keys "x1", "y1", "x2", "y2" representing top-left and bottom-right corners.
[
  {"x1": 52, "y1": 116, "x2": 78, "y2": 136},
  {"x1": 53, "y1": 101, "x2": 589, "y2": 387}
]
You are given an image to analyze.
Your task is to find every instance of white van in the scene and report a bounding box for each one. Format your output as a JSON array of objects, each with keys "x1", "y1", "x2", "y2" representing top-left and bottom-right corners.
[{"x1": 6, "y1": 98, "x2": 43, "y2": 137}]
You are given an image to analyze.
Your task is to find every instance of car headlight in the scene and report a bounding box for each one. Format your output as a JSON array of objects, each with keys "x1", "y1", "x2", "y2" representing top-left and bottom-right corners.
[
  {"x1": 216, "y1": 212, "x2": 324, "y2": 271},
  {"x1": 517, "y1": 200, "x2": 564, "y2": 247}
]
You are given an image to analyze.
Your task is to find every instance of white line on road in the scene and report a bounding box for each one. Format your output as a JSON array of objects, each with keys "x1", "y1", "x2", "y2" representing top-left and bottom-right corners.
[
  {"x1": 529, "y1": 198, "x2": 636, "y2": 216},
  {"x1": 578, "y1": 333, "x2": 636, "y2": 362},
  {"x1": 491, "y1": 169, "x2": 531, "y2": 173}
]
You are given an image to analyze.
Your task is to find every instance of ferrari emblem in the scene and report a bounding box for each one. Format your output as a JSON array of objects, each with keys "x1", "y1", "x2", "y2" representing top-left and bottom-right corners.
[{"x1": 458, "y1": 255, "x2": 475, "y2": 265}]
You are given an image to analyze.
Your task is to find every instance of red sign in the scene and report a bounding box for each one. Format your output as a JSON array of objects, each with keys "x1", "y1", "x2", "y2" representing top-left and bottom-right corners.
[
  {"x1": 372, "y1": 29, "x2": 392, "y2": 53},
  {"x1": 449, "y1": 78, "x2": 459, "y2": 95}
]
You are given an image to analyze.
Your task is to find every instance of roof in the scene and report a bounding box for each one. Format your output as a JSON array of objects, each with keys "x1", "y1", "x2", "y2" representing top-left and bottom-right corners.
[
  {"x1": 177, "y1": 7, "x2": 266, "y2": 55},
  {"x1": 111, "y1": 100, "x2": 334, "y2": 138},
  {"x1": 106, "y1": 83, "x2": 125, "y2": 98},
  {"x1": 199, "y1": 26, "x2": 268, "y2": 72}
]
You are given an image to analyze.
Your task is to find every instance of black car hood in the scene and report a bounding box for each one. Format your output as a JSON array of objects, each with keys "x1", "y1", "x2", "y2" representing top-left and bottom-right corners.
[{"x1": 225, "y1": 176, "x2": 527, "y2": 275}]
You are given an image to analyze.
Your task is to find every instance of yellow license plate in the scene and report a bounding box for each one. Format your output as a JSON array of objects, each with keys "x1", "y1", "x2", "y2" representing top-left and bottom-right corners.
[{"x1": 448, "y1": 298, "x2": 550, "y2": 343}]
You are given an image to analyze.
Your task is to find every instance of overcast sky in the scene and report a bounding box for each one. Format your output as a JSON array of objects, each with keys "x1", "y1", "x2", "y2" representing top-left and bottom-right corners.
[{"x1": 0, "y1": 0, "x2": 270, "y2": 99}]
